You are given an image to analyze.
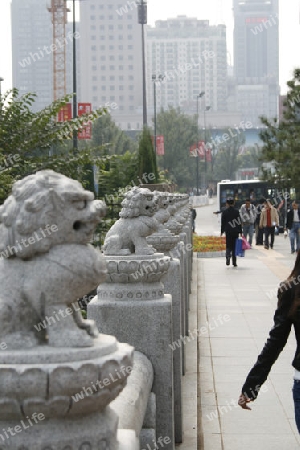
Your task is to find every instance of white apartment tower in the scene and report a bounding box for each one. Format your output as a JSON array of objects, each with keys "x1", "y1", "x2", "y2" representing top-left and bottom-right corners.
[
  {"x1": 146, "y1": 16, "x2": 228, "y2": 117},
  {"x1": 11, "y1": 0, "x2": 53, "y2": 112},
  {"x1": 233, "y1": 0, "x2": 279, "y2": 126},
  {"x1": 79, "y1": 0, "x2": 143, "y2": 130},
  {"x1": 11, "y1": 0, "x2": 79, "y2": 112}
]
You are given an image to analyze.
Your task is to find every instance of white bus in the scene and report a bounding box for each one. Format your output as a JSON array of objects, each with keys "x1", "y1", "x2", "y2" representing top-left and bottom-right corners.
[{"x1": 216, "y1": 180, "x2": 294, "y2": 232}]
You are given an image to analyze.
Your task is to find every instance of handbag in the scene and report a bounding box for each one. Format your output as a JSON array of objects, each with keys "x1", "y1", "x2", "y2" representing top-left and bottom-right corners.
[
  {"x1": 235, "y1": 237, "x2": 245, "y2": 257},
  {"x1": 241, "y1": 235, "x2": 251, "y2": 250}
]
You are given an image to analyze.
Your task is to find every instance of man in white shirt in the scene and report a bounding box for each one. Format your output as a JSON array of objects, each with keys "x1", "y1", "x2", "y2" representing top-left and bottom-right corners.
[
  {"x1": 239, "y1": 199, "x2": 257, "y2": 247},
  {"x1": 285, "y1": 200, "x2": 300, "y2": 254}
]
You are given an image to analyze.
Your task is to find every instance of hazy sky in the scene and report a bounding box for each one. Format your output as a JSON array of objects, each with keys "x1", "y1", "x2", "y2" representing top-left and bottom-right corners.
[{"x1": 0, "y1": 0, "x2": 299, "y2": 94}]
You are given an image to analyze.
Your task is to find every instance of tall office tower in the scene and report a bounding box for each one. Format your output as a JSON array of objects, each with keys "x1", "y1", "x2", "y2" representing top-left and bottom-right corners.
[
  {"x1": 79, "y1": 0, "x2": 143, "y2": 130},
  {"x1": 233, "y1": 0, "x2": 279, "y2": 126},
  {"x1": 11, "y1": 0, "x2": 53, "y2": 112},
  {"x1": 146, "y1": 16, "x2": 228, "y2": 117},
  {"x1": 11, "y1": 0, "x2": 79, "y2": 113}
]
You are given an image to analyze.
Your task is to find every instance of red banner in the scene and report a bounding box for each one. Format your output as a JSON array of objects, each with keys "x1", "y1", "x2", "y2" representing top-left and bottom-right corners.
[
  {"x1": 206, "y1": 147, "x2": 212, "y2": 162},
  {"x1": 156, "y1": 135, "x2": 164, "y2": 155},
  {"x1": 78, "y1": 103, "x2": 92, "y2": 140},
  {"x1": 189, "y1": 143, "x2": 198, "y2": 157},
  {"x1": 190, "y1": 141, "x2": 211, "y2": 160},
  {"x1": 197, "y1": 141, "x2": 205, "y2": 158},
  {"x1": 57, "y1": 103, "x2": 72, "y2": 122}
]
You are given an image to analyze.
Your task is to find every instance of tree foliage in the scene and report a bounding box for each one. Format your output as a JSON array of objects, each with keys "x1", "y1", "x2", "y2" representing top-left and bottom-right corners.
[
  {"x1": 259, "y1": 68, "x2": 300, "y2": 192},
  {"x1": 91, "y1": 113, "x2": 137, "y2": 155},
  {"x1": 156, "y1": 107, "x2": 198, "y2": 189},
  {"x1": 97, "y1": 151, "x2": 139, "y2": 200},
  {"x1": 0, "y1": 89, "x2": 108, "y2": 202},
  {"x1": 238, "y1": 146, "x2": 262, "y2": 170},
  {"x1": 137, "y1": 127, "x2": 159, "y2": 183},
  {"x1": 213, "y1": 133, "x2": 245, "y2": 181}
]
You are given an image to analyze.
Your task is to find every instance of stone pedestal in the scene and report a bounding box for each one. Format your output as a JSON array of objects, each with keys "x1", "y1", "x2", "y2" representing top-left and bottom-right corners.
[
  {"x1": 88, "y1": 254, "x2": 175, "y2": 450},
  {"x1": 147, "y1": 233, "x2": 183, "y2": 444},
  {"x1": 0, "y1": 336, "x2": 134, "y2": 450}
]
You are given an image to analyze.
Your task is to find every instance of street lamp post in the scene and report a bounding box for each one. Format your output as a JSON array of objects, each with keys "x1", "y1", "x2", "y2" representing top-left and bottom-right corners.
[
  {"x1": 65, "y1": 0, "x2": 85, "y2": 151},
  {"x1": 138, "y1": 0, "x2": 147, "y2": 126},
  {"x1": 0, "y1": 77, "x2": 4, "y2": 105},
  {"x1": 152, "y1": 74, "x2": 164, "y2": 163},
  {"x1": 196, "y1": 91, "x2": 205, "y2": 195},
  {"x1": 72, "y1": 0, "x2": 77, "y2": 150},
  {"x1": 71, "y1": 0, "x2": 78, "y2": 151},
  {"x1": 203, "y1": 105, "x2": 211, "y2": 187}
]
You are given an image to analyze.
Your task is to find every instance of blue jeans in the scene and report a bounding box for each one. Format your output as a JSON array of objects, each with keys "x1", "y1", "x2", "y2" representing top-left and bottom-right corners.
[
  {"x1": 242, "y1": 224, "x2": 254, "y2": 246},
  {"x1": 293, "y1": 379, "x2": 300, "y2": 433},
  {"x1": 290, "y1": 223, "x2": 300, "y2": 252}
]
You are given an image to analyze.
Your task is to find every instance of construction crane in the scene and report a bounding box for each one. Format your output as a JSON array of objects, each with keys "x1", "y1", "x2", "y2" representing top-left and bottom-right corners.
[{"x1": 48, "y1": 0, "x2": 70, "y2": 101}]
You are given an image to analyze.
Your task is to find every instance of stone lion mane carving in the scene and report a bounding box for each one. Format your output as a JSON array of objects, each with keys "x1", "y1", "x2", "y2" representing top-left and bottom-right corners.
[
  {"x1": 103, "y1": 187, "x2": 159, "y2": 255},
  {"x1": 0, "y1": 170, "x2": 107, "y2": 349}
]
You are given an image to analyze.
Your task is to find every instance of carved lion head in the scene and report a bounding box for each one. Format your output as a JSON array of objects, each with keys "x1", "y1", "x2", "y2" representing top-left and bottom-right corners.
[
  {"x1": 0, "y1": 170, "x2": 106, "y2": 259},
  {"x1": 119, "y1": 187, "x2": 158, "y2": 219}
]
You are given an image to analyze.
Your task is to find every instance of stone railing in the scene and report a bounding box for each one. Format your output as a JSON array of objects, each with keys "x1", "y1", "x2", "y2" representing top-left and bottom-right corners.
[
  {"x1": 88, "y1": 188, "x2": 193, "y2": 448},
  {"x1": 0, "y1": 173, "x2": 193, "y2": 450}
]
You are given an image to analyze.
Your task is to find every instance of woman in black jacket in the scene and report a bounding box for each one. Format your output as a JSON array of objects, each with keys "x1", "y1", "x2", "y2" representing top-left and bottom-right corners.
[{"x1": 239, "y1": 251, "x2": 300, "y2": 432}]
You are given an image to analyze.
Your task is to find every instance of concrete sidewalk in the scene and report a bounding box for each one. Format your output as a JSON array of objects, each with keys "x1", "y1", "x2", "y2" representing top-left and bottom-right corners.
[
  {"x1": 196, "y1": 199, "x2": 300, "y2": 449},
  {"x1": 177, "y1": 199, "x2": 300, "y2": 449}
]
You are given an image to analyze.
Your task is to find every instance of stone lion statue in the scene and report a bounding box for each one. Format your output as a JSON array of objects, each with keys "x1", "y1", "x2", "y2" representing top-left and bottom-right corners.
[
  {"x1": 0, "y1": 170, "x2": 107, "y2": 349},
  {"x1": 152, "y1": 191, "x2": 171, "y2": 230},
  {"x1": 103, "y1": 187, "x2": 159, "y2": 255}
]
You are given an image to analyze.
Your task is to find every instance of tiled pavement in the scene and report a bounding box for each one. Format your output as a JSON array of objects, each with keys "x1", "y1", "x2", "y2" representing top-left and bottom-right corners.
[{"x1": 177, "y1": 199, "x2": 300, "y2": 449}]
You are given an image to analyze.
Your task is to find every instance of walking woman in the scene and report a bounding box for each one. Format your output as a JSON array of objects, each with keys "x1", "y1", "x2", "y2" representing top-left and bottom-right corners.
[{"x1": 238, "y1": 251, "x2": 300, "y2": 432}]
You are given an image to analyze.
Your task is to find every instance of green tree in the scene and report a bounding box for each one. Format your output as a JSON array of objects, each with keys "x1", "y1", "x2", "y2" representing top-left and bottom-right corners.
[
  {"x1": 137, "y1": 127, "x2": 158, "y2": 183},
  {"x1": 213, "y1": 133, "x2": 245, "y2": 181},
  {"x1": 0, "y1": 89, "x2": 107, "y2": 202},
  {"x1": 92, "y1": 113, "x2": 137, "y2": 155},
  {"x1": 97, "y1": 151, "x2": 139, "y2": 200},
  {"x1": 259, "y1": 68, "x2": 300, "y2": 192},
  {"x1": 238, "y1": 145, "x2": 262, "y2": 170},
  {"x1": 156, "y1": 107, "x2": 199, "y2": 190}
]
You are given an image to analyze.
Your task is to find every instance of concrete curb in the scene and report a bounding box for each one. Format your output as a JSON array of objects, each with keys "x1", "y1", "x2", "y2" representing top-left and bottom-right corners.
[{"x1": 196, "y1": 251, "x2": 226, "y2": 258}]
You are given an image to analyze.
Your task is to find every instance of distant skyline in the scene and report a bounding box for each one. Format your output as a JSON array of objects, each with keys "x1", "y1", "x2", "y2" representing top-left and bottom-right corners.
[{"x1": 0, "y1": 0, "x2": 299, "y2": 95}]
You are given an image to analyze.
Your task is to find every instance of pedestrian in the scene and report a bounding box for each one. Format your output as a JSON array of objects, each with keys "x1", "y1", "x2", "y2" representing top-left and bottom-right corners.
[
  {"x1": 259, "y1": 199, "x2": 279, "y2": 249},
  {"x1": 221, "y1": 198, "x2": 242, "y2": 267},
  {"x1": 255, "y1": 199, "x2": 265, "y2": 245},
  {"x1": 213, "y1": 205, "x2": 227, "y2": 215},
  {"x1": 239, "y1": 198, "x2": 257, "y2": 247},
  {"x1": 191, "y1": 208, "x2": 197, "y2": 233},
  {"x1": 285, "y1": 200, "x2": 300, "y2": 254},
  {"x1": 238, "y1": 251, "x2": 300, "y2": 433}
]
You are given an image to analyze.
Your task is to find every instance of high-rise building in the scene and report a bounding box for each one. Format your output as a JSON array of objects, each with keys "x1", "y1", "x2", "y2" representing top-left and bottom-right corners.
[
  {"x1": 11, "y1": 0, "x2": 53, "y2": 112},
  {"x1": 146, "y1": 16, "x2": 228, "y2": 117},
  {"x1": 233, "y1": 0, "x2": 279, "y2": 126},
  {"x1": 11, "y1": 0, "x2": 79, "y2": 112},
  {"x1": 79, "y1": 0, "x2": 143, "y2": 130}
]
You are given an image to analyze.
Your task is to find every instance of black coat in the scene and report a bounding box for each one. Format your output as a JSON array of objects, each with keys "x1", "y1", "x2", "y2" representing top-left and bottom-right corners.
[
  {"x1": 242, "y1": 282, "x2": 300, "y2": 400},
  {"x1": 221, "y1": 206, "x2": 242, "y2": 236},
  {"x1": 286, "y1": 208, "x2": 300, "y2": 230}
]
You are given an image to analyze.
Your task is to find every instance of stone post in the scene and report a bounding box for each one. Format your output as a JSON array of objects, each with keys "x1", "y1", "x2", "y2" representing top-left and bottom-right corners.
[
  {"x1": 147, "y1": 228, "x2": 183, "y2": 443},
  {"x1": 88, "y1": 187, "x2": 175, "y2": 449},
  {"x1": 0, "y1": 170, "x2": 136, "y2": 450},
  {"x1": 89, "y1": 254, "x2": 175, "y2": 449}
]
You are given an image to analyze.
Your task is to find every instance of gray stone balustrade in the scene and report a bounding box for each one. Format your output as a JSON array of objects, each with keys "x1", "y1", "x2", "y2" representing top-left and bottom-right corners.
[{"x1": 0, "y1": 173, "x2": 195, "y2": 450}]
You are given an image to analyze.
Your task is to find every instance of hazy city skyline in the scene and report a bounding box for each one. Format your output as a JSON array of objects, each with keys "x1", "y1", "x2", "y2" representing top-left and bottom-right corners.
[{"x1": 0, "y1": 0, "x2": 299, "y2": 95}]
